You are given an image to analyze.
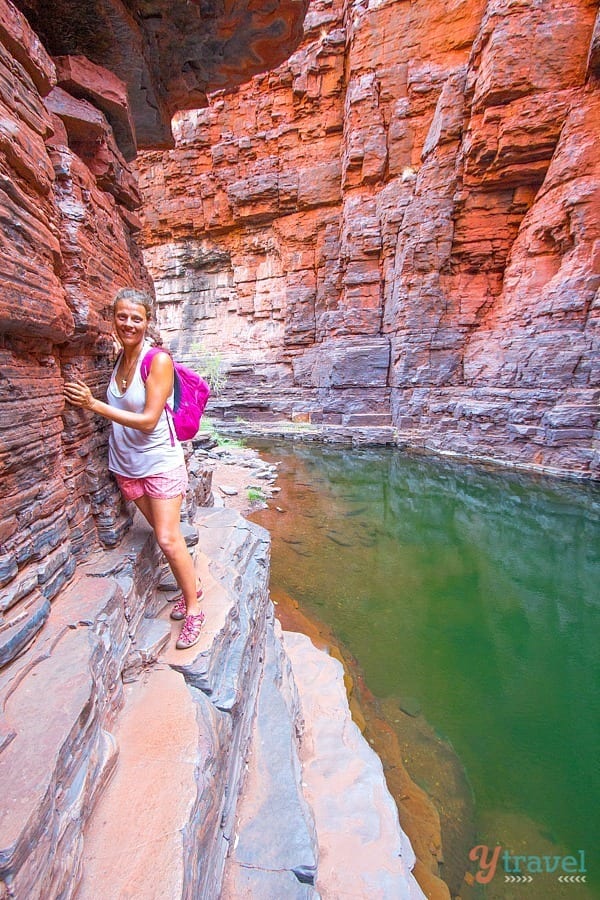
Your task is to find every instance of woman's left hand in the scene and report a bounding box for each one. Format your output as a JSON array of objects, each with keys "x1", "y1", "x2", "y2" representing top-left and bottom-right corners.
[{"x1": 64, "y1": 379, "x2": 96, "y2": 410}]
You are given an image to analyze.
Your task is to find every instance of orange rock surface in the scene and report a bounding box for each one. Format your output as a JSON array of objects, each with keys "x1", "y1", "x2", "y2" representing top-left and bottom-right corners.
[
  {"x1": 0, "y1": 5, "x2": 431, "y2": 899},
  {"x1": 2, "y1": 0, "x2": 307, "y2": 666},
  {"x1": 137, "y1": 0, "x2": 600, "y2": 477},
  {"x1": 0, "y1": 4, "x2": 151, "y2": 668}
]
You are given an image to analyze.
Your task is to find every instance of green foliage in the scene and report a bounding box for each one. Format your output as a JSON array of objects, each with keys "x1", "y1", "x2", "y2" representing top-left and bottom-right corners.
[
  {"x1": 285, "y1": 420, "x2": 314, "y2": 431},
  {"x1": 217, "y1": 435, "x2": 246, "y2": 449},
  {"x1": 190, "y1": 343, "x2": 227, "y2": 394},
  {"x1": 247, "y1": 486, "x2": 266, "y2": 503},
  {"x1": 201, "y1": 417, "x2": 245, "y2": 448}
]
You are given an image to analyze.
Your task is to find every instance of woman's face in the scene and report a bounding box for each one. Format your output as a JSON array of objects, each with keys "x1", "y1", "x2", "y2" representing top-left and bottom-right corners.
[{"x1": 113, "y1": 299, "x2": 148, "y2": 349}]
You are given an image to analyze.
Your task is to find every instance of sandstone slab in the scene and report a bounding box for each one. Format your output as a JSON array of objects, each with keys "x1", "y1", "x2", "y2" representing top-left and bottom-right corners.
[
  {"x1": 76, "y1": 667, "x2": 204, "y2": 900},
  {"x1": 283, "y1": 630, "x2": 425, "y2": 900},
  {"x1": 54, "y1": 54, "x2": 137, "y2": 161},
  {"x1": 222, "y1": 621, "x2": 317, "y2": 894}
]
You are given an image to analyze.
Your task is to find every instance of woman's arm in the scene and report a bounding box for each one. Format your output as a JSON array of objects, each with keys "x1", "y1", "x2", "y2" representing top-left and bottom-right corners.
[{"x1": 64, "y1": 352, "x2": 174, "y2": 433}]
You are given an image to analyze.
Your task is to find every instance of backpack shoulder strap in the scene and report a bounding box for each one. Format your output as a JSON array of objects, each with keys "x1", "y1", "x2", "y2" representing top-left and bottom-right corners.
[
  {"x1": 140, "y1": 346, "x2": 171, "y2": 381},
  {"x1": 139, "y1": 347, "x2": 177, "y2": 447}
]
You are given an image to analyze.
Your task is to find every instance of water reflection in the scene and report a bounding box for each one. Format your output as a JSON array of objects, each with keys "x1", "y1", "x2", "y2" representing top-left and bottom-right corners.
[{"x1": 253, "y1": 443, "x2": 600, "y2": 896}]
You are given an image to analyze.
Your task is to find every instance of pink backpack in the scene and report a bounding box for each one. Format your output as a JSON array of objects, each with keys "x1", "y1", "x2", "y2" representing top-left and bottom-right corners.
[{"x1": 140, "y1": 347, "x2": 210, "y2": 443}]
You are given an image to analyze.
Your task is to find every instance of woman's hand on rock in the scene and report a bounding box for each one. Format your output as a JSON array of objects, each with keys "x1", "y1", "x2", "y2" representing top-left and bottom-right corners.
[{"x1": 64, "y1": 379, "x2": 96, "y2": 411}]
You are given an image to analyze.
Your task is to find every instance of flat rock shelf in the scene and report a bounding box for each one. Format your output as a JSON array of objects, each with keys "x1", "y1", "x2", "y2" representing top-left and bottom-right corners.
[{"x1": 0, "y1": 505, "x2": 424, "y2": 899}]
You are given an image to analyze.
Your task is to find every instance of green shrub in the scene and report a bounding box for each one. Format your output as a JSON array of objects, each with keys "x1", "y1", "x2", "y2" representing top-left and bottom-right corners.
[
  {"x1": 247, "y1": 487, "x2": 266, "y2": 503},
  {"x1": 201, "y1": 417, "x2": 245, "y2": 448},
  {"x1": 190, "y1": 343, "x2": 227, "y2": 394}
]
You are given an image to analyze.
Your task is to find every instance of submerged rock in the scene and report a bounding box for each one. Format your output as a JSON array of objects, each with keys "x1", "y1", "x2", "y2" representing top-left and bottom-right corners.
[{"x1": 399, "y1": 697, "x2": 422, "y2": 718}]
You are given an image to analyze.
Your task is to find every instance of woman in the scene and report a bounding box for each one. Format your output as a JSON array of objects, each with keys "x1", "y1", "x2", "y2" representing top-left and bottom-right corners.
[{"x1": 64, "y1": 288, "x2": 205, "y2": 650}]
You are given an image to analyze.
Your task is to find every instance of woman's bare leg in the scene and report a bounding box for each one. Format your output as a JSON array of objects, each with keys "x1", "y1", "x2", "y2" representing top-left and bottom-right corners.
[
  {"x1": 137, "y1": 494, "x2": 202, "y2": 616},
  {"x1": 133, "y1": 494, "x2": 155, "y2": 528}
]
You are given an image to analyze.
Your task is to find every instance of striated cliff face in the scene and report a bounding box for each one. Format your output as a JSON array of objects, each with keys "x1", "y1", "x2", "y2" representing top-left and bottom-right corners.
[
  {"x1": 4, "y1": 4, "x2": 429, "y2": 899},
  {"x1": 1, "y1": 3, "x2": 426, "y2": 898},
  {"x1": 0, "y1": 1, "x2": 150, "y2": 669},
  {"x1": 0, "y1": 0, "x2": 595, "y2": 893},
  {"x1": 137, "y1": 0, "x2": 600, "y2": 477},
  {"x1": 0, "y1": 0, "x2": 309, "y2": 668}
]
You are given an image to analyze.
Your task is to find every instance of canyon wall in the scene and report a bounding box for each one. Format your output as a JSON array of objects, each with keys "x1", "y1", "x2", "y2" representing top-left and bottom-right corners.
[
  {"x1": 137, "y1": 0, "x2": 600, "y2": 478},
  {"x1": 0, "y1": 1, "x2": 149, "y2": 669},
  {"x1": 0, "y1": 0, "x2": 309, "y2": 671},
  {"x1": 2, "y1": 3, "x2": 399, "y2": 898},
  {"x1": 0, "y1": 10, "x2": 426, "y2": 874}
]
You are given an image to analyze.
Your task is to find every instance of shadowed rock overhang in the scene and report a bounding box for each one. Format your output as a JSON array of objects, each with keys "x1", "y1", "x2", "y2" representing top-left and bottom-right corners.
[{"x1": 13, "y1": 0, "x2": 309, "y2": 154}]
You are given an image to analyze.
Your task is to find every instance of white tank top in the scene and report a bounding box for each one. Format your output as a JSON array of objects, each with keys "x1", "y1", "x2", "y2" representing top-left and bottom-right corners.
[{"x1": 107, "y1": 344, "x2": 184, "y2": 478}]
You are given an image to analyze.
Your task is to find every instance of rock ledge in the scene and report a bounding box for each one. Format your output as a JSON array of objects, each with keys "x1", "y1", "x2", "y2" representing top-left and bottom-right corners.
[{"x1": 0, "y1": 506, "x2": 424, "y2": 899}]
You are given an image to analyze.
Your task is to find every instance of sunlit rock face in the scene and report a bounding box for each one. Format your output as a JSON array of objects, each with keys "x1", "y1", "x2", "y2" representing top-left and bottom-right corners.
[
  {"x1": 137, "y1": 0, "x2": 600, "y2": 477},
  {"x1": 0, "y1": 0, "x2": 318, "y2": 891},
  {"x1": 1, "y1": 0, "x2": 309, "y2": 666},
  {"x1": 0, "y1": 1, "x2": 153, "y2": 669}
]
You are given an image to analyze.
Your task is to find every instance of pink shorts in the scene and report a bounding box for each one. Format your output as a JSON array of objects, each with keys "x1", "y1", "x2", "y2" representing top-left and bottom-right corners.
[{"x1": 115, "y1": 464, "x2": 188, "y2": 501}]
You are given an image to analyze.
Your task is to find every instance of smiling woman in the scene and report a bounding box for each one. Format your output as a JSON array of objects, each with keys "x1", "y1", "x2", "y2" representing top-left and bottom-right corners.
[{"x1": 63, "y1": 288, "x2": 206, "y2": 650}]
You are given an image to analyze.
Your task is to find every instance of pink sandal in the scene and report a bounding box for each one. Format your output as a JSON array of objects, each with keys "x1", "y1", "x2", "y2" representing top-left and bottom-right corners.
[
  {"x1": 170, "y1": 588, "x2": 203, "y2": 621},
  {"x1": 176, "y1": 612, "x2": 206, "y2": 650}
]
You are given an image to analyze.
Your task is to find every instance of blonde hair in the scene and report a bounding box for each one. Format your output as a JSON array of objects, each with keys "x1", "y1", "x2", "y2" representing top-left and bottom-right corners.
[{"x1": 113, "y1": 288, "x2": 163, "y2": 345}]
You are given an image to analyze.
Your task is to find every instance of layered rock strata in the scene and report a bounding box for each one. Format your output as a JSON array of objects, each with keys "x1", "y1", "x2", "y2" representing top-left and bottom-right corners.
[
  {"x1": 0, "y1": 503, "x2": 425, "y2": 898},
  {"x1": 137, "y1": 0, "x2": 600, "y2": 478},
  {"x1": 0, "y1": 509, "x2": 188, "y2": 896},
  {"x1": 0, "y1": 6, "x2": 428, "y2": 900},
  {"x1": 0, "y1": 0, "x2": 153, "y2": 671},
  {"x1": 1, "y1": 0, "x2": 272, "y2": 672},
  {"x1": 76, "y1": 508, "x2": 278, "y2": 899}
]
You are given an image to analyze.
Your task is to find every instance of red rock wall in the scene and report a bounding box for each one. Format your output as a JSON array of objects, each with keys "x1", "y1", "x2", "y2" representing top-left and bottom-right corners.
[
  {"x1": 136, "y1": 0, "x2": 600, "y2": 477},
  {"x1": 0, "y1": 0, "x2": 152, "y2": 666}
]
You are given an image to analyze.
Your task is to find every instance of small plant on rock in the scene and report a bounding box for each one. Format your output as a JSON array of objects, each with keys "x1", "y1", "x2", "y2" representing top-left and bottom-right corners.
[
  {"x1": 201, "y1": 417, "x2": 245, "y2": 449},
  {"x1": 247, "y1": 486, "x2": 266, "y2": 504},
  {"x1": 190, "y1": 342, "x2": 227, "y2": 395}
]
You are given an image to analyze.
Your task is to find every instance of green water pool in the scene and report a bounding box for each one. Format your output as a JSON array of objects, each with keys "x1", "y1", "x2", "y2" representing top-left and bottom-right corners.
[{"x1": 251, "y1": 442, "x2": 600, "y2": 898}]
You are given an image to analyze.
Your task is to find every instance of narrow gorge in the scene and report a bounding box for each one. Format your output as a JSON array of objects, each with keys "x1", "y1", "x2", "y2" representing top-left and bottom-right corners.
[
  {"x1": 137, "y1": 0, "x2": 599, "y2": 477},
  {"x1": 0, "y1": 0, "x2": 598, "y2": 897}
]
